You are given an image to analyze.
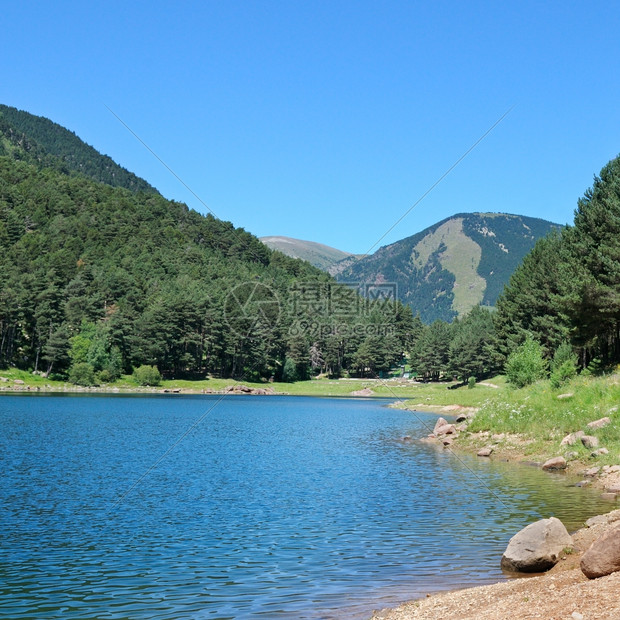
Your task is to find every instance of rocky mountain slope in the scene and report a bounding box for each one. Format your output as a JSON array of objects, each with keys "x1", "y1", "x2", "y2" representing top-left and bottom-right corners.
[{"x1": 333, "y1": 212, "x2": 560, "y2": 323}]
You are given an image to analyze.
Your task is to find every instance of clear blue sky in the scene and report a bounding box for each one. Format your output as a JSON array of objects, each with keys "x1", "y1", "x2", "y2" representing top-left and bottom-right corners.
[{"x1": 2, "y1": 1, "x2": 620, "y2": 254}]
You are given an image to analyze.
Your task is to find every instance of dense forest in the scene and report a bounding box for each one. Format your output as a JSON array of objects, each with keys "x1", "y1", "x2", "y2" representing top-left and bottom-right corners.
[
  {"x1": 0, "y1": 107, "x2": 418, "y2": 383},
  {"x1": 494, "y1": 155, "x2": 620, "y2": 370},
  {"x1": 1, "y1": 104, "x2": 619, "y2": 387}
]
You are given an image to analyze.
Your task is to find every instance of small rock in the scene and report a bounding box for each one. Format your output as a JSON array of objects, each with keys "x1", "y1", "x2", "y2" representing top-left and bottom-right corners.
[
  {"x1": 581, "y1": 522, "x2": 620, "y2": 578},
  {"x1": 542, "y1": 456, "x2": 567, "y2": 471},
  {"x1": 557, "y1": 392, "x2": 574, "y2": 399},
  {"x1": 583, "y1": 466, "x2": 601, "y2": 477},
  {"x1": 592, "y1": 448, "x2": 609, "y2": 457},
  {"x1": 433, "y1": 417, "x2": 449, "y2": 434},
  {"x1": 442, "y1": 438, "x2": 453, "y2": 447},
  {"x1": 560, "y1": 431, "x2": 585, "y2": 446},
  {"x1": 0, "y1": 377, "x2": 8, "y2": 382},
  {"x1": 351, "y1": 387, "x2": 374, "y2": 396},
  {"x1": 434, "y1": 423, "x2": 456, "y2": 436},
  {"x1": 565, "y1": 451, "x2": 579, "y2": 461},
  {"x1": 588, "y1": 416, "x2": 611, "y2": 430},
  {"x1": 576, "y1": 480, "x2": 590, "y2": 487},
  {"x1": 572, "y1": 612, "x2": 584, "y2": 620},
  {"x1": 13, "y1": 379, "x2": 25, "y2": 385},
  {"x1": 606, "y1": 484, "x2": 620, "y2": 494},
  {"x1": 501, "y1": 517, "x2": 573, "y2": 573},
  {"x1": 601, "y1": 493, "x2": 618, "y2": 501},
  {"x1": 610, "y1": 465, "x2": 620, "y2": 473},
  {"x1": 477, "y1": 447, "x2": 493, "y2": 457},
  {"x1": 581, "y1": 435, "x2": 600, "y2": 449}
]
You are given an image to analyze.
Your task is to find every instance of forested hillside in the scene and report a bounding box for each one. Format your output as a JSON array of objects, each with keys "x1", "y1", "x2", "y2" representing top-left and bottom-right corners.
[
  {"x1": 0, "y1": 104, "x2": 156, "y2": 193},
  {"x1": 0, "y1": 106, "x2": 417, "y2": 383},
  {"x1": 0, "y1": 154, "x2": 340, "y2": 379}
]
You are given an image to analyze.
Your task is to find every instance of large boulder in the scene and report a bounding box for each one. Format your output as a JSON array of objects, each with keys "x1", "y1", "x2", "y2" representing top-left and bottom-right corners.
[
  {"x1": 501, "y1": 517, "x2": 573, "y2": 573},
  {"x1": 581, "y1": 522, "x2": 620, "y2": 578},
  {"x1": 434, "y1": 423, "x2": 456, "y2": 436}
]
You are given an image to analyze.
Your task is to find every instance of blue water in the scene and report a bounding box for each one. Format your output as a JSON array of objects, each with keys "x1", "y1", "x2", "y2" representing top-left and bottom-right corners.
[{"x1": 0, "y1": 394, "x2": 613, "y2": 619}]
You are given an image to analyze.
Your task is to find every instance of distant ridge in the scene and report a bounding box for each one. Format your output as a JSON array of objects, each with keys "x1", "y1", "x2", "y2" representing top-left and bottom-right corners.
[
  {"x1": 260, "y1": 236, "x2": 357, "y2": 271},
  {"x1": 0, "y1": 104, "x2": 157, "y2": 194},
  {"x1": 333, "y1": 212, "x2": 561, "y2": 323}
]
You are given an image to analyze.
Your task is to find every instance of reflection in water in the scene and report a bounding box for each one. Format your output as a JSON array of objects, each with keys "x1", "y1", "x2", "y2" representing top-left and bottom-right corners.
[{"x1": 0, "y1": 394, "x2": 614, "y2": 619}]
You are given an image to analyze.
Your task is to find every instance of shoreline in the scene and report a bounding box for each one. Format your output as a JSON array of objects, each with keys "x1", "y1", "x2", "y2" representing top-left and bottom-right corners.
[
  {"x1": 370, "y1": 508, "x2": 620, "y2": 619},
  {"x1": 369, "y1": 404, "x2": 620, "y2": 619},
  {"x1": 397, "y1": 401, "x2": 620, "y2": 495}
]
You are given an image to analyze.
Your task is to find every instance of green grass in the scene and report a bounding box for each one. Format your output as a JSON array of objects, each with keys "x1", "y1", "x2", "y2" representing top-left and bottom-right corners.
[
  {"x1": 0, "y1": 368, "x2": 54, "y2": 387},
  {"x1": 466, "y1": 374, "x2": 620, "y2": 464},
  {"x1": 271, "y1": 376, "x2": 509, "y2": 404},
  {"x1": 412, "y1": 217, "x2": 486, "y2": 317}
]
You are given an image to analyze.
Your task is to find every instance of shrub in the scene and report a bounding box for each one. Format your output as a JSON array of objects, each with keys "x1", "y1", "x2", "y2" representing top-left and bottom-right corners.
[
  {"x1": 96, "y1": 369, "x2": 113, "y2": 384},
  {"x1": 69, "y1": 362, "x2": 97, "y2": 386},
  {"x1": 467, "y1": 376, "x2": 476, "y2": 389},
  {"x1": 551, "y1": 342, "x2": 577, "y2": 373},
  {"x1": 582, "y1": 357, "x2": 603, "y2": 377},
  {"x1": 281, "y1": 358, "x2": 298, "y2": 383},
  {"x1": 549, "y1": 342, "x2": 577, "y2": 388},
  {"x1": 550, "y1": 360, "x2": 577, "y2": 388},
  {"x1": 133, "y1": 365, "x2": 161, "y2": 386},
  {"x1": 505, "y1": 337, "x2": 548, "y2": 388}
]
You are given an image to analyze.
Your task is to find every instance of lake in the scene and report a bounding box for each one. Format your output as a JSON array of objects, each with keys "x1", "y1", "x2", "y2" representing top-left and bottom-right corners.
[{"x1": 0, "y1": 394, "x2": 613, "y2": 618}]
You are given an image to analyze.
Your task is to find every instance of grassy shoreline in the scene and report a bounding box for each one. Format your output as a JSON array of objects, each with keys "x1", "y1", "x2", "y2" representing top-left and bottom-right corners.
[{"x1": 394, "y1": 373, "x2": 620, "y2": 495}]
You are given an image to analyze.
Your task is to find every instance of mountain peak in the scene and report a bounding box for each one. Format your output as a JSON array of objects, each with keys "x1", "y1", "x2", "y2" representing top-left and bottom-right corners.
[{"x1": 260, "y1": 236, "x2": 356, "y2": 271}]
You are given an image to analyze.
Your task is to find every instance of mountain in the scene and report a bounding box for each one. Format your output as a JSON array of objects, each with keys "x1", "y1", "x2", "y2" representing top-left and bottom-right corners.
[
  {"x1": 0, "y1": 104, "x2": 157, "y2": 194},
  {"x1": 0, "y1": 105, "x2": 331, "y2": 380},
  {"x1": 334, "y1": 212, "x2": 561, "y2": 323},
  {"x1": 260, "y1": 235, "x2": 356, "y2": 271}
]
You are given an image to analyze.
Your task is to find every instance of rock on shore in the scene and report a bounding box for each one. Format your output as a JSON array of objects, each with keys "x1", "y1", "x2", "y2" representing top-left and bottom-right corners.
[
  {"x1": 581, "y1": 522, "x2": 620, "y2": 578},
  {"x1": 500, "y1": 517, "x2": 573, "y2": 573}
]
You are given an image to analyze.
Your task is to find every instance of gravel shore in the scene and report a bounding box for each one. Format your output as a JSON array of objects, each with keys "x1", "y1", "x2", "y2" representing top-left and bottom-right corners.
[{"x1": 370, "y1": 508, "x2": 620, "y2": 619}]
